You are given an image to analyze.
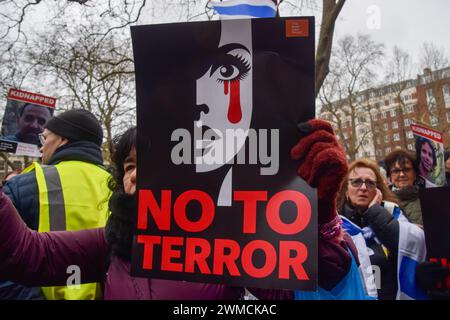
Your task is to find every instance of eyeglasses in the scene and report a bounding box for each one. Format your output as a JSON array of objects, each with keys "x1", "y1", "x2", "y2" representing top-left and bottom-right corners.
[
  {"x1": 349, "y1": 178, "x2": 377, "y2": 190},
  {"x1": 390, "y1": 167, "x2": 413, "y2": 176},
  {"x1": 38, "y1": 133, "x2": 46, "y2": 145}
]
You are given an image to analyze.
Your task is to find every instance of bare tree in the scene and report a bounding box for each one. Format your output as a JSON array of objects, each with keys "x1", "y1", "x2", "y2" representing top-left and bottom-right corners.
[
  {"x1": 319, "y1": 34, "x2": 384, "y2": 161},
  {"x1": 1, "y1": 0, "x2": 345, "y2": 94},
  {"x1": 314, "y1": 0, "x2": 345, "y2": 97},
  {"x1": 384, "y1": 46, "x2": 414, "y2": 149},
  {"x1": 419, "y1": 41, "x2": 450, "y2": 72},
  {"x1": 28, "y1": 21, "x2": 135, "y2": 160}
]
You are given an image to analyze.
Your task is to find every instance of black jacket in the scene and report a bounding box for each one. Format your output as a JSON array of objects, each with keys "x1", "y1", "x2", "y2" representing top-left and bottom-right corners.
[
  {"x1": 393, "y1": 186, "x2": 423, "y2": 225},
  {"x1": 340, "y1": 202, "x2": 400, "y2": 300}
]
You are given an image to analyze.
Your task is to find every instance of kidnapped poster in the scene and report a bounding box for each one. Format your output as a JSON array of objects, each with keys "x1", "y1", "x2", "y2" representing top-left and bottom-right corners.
[{"x1": 131, "y1": 17, "x2": 317, "y2": 290}]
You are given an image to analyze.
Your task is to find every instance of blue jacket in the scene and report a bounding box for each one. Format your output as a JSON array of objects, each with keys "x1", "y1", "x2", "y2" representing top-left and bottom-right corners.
[{"x1": 1, "y1": 141, "x2": 106, "y2": 300}]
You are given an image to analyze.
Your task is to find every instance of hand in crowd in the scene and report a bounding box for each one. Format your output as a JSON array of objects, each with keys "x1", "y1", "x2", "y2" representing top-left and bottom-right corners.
[
  {"x1": 368, "y1": 188, "x2": 383, "y2": 208},
  {"x1": 291, "y1": 119, "x2": 348, "y2": 224}
]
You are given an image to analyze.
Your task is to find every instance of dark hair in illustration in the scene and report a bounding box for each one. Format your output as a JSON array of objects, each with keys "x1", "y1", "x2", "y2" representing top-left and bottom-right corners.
[{"x1": 135, "y1": 20, "x2": 314, "y2": 128}]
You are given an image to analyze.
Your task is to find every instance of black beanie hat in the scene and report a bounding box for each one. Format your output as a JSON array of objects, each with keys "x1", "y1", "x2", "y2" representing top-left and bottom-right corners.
[{"x1": 45, "y1": 109, "x2": 103, "y2": 146}]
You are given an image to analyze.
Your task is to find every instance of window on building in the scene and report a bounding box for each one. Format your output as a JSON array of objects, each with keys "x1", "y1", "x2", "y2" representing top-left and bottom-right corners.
[
  {"x1": 392, "y1": 121, "x2": 398, "y2": 129},
  {"x1": 342, "y1": 121, "x2": 347, "y2": 128},
  {"x1": 382, "y1": 111, "x2": 387, "y2": 119},
  {"x1": 405, "y1": 104, "x2": 413, "y2": 113},
  {"x1": 376, "y1": 137, "x2": 381, "y2": 145},
  {"x1": 431, "y1": 116, "x2": 439, "y2": 127},
  {"x1": 390, "y1": 109, "x2": 396, "y2": 117},
  {"x1": 358, "y1": 115, "x2": 366, "y2": 123},
  {"x1": 407, "y1": 144, "x2": 414, "y2": 151},
  {"x1": 427, "y1": 88, "x2": 436, "y2": 108},
  {"x1": 359, "y1": 127, "x2": 367, "y2": 135},
  {"x1": 343, "y1": 132, "x2": 348, "y2": 139},
  {"x1": 406, "y1": 131, "x2": 414, "y2": 139},
  {"x1": 443, "y1": 85, "x2": 450, "y2": 108},
  {"x1": 383, "y1": 123, "x2": 388, "y2": 131},
  {"x1": 384, "y1": 135, "x2": 389, "y2": 143},
  {"x1": 404, "y1": 118, "x2": 411, "y2": 126},
  {"x1": 393, "y1": 133, "x2": 400, "y2": 141},
  {"x1": 385, "y1": 147, "x2": 391, "y2": 154},
  {"x1": 364, "y1": 151, "x2": 371, "y2": 157}
]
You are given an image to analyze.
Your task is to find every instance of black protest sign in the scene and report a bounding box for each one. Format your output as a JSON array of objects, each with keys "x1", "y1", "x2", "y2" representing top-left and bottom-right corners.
[
  {"x1": 131, "y1": 17, "x2": 317, "y2": 290},
  {"x1": 420, "y1": 187, "x2": 450, "y2": 260}
]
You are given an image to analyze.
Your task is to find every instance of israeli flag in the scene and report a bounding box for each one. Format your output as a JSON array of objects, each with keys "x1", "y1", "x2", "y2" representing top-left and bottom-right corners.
[
  {"x1": 341, "y1": 201, "x2": 428, "y2": 300},
  {"x1": 210, "y1": 0, "x2": 277, "y2": 19}
]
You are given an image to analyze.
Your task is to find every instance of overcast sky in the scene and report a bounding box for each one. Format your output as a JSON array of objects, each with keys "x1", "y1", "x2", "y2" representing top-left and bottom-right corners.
[{"x1": 330, "y1": 0, "x2": 450, "y2": 73}]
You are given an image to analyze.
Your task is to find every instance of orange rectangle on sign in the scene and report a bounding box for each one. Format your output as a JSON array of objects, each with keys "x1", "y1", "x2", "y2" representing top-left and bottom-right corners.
[{"x1": 286, "y1": 19, "x2": 309, "y2": 38}]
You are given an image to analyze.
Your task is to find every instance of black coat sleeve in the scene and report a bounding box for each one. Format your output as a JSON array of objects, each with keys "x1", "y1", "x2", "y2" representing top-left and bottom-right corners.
[{"x1": 363, "y1": 204, "x2": 399, "y2": 254}]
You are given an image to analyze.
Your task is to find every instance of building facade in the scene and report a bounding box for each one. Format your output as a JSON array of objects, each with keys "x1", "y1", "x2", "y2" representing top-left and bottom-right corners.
[{"x1": 319, "y1": 66, "x2": 450, "y2": 162}]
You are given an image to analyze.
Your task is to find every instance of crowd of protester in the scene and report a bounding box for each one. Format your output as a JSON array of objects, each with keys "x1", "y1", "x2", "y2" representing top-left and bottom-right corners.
[{"x1": 0, "y1": 111, "x2": 448, "y2": 300}]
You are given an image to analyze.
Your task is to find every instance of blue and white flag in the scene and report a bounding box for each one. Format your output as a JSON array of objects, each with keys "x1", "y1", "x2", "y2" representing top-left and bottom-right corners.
[
  {"x1": 341, "y1": 201, "x2": 428, "y2": 300},
  {"x1": 210, "y1": 0, "x2": 277, "y2": 19}
]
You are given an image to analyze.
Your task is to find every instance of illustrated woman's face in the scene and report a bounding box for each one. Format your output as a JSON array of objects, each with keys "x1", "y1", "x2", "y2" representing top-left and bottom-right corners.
[{"x1": 195, "y1": 19, "x2": 253, "y2": 172}]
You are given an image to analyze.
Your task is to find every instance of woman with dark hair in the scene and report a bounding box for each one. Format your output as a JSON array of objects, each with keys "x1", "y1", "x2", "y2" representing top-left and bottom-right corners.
[
  {"x1": 384, "y1": 149, "x2": 423, "y2": 225},
  {"x1": 337, "y1": 159, "x2": 426, "y2": 300}
]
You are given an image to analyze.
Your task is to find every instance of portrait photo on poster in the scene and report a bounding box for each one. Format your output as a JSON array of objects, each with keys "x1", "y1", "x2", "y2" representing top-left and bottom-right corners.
[
  {"x1": 411, "y1": 123, "x2": 445, "y2": 188},
  {"x1": 130, "y1": 17, "x2": 318, "y2": 291},
  {"x1": 1, "y1": 100, "x2": 54, "y2": 145}
]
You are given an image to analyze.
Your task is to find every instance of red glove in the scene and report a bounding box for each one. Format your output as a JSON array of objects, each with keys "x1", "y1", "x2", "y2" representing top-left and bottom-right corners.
[
  {"x1": 291, "y1": 119, "x2": 351, "y2": 290},
  {"x1": 291, "y1": 119, "x2": 348, "y2": 225}
]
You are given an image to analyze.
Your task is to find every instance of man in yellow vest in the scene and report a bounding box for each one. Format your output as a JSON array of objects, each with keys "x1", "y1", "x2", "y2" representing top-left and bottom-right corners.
[{"x1": 2, "y1": 109, "x2": 111, "y2": 300}]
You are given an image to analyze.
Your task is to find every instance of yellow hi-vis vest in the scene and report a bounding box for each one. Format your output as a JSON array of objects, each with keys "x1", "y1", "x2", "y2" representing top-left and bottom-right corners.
[{"x1": 24, "y1": 160, "x2": 112, "y2": 300}]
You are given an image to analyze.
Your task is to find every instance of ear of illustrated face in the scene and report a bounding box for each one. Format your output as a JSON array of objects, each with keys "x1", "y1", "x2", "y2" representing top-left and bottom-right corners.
[{"x1": 195, "y1": 19, "x2": 253, "y2": 173}]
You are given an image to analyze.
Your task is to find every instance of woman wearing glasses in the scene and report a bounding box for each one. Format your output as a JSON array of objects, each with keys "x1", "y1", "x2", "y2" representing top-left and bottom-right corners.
[
  {"x1": 384, "y1": 150, "x2": 423, "y2": 225},
  {"x1": 337, "y1": 159, "x2": 426, "y2": 300}
]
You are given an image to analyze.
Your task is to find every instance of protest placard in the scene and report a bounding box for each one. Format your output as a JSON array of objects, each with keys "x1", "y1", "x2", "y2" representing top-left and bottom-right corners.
[
  {"x1": 131, "y1": 17, "x2": 317, "y2": 290},
  {"x1": 0, "y1": 88, "x2": 56, "y2": 157},
  {"x1": 410, "y1": 123, "x2": 445, "y2": 188},
  {"x1": 419, "y1": 186, "x2": 450, "y2": 288}
]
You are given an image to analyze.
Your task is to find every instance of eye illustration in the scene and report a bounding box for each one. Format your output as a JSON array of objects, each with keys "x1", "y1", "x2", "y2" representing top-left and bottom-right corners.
[{"x1": 210, "y1": 54, "x2": 251, "y2": 83}]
